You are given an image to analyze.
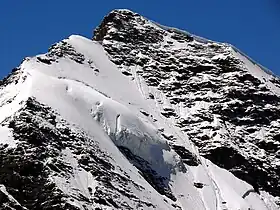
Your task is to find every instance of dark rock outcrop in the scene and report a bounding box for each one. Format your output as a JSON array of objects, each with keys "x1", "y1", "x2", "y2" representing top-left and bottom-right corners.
[{"x1": 94, "y1": 9, "x2": 280, "y2": 200}]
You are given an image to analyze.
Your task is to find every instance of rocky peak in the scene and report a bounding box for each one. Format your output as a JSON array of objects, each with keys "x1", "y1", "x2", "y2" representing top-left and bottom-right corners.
[
  {"x1": 0, "y1": 9, "x2": 279, "y2": 210},
  {"x1": 94, "y1": 9, "x2": 165, "y2": 44},
  {"x1": 94, "y1": 9, "x2": 280, "y2": 204}
]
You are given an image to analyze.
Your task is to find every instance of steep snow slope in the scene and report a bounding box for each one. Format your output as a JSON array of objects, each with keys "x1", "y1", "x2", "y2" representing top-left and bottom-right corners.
[{"x1": 0, "y1": 9, "x2": 279, "y2": 210}]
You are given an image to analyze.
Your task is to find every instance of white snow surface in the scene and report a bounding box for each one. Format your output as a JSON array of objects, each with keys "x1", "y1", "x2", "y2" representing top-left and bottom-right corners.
[
  {"x1": 0, "y1": 184, "x2": 27, "y2": 209},
  {"x1": 0, "y1": 35, "x2": 278, "y2": 209}
]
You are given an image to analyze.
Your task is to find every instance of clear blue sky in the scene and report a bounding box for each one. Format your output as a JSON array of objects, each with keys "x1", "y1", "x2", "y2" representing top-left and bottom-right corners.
[{"x1": 0, "y1": 0, "x2": 279, "y2": 78}]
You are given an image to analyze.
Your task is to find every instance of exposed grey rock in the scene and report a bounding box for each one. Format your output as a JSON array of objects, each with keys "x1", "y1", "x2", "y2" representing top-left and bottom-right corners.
[{"x1": 94, "y1": 9, "x2": 280, "y2": 202}]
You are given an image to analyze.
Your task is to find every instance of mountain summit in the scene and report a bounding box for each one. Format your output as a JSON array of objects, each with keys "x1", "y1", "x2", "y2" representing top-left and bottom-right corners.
[{"x1": 0, "y1": 9, "x2": 279, "y2": 209}]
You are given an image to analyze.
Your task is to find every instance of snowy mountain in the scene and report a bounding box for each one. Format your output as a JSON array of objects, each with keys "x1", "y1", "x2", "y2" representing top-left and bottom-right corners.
[{"x1": 0, "y1": 9, "x2": 279, "y2": 210}]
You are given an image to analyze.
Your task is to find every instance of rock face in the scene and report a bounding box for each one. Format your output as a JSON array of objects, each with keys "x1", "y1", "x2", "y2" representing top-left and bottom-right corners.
[
  {"x1": 0, "y1": 9, "x2": 279, "y2": 210},
  {"x1": 94, "y1": 9, "x2": 280, "y2": 205}
]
